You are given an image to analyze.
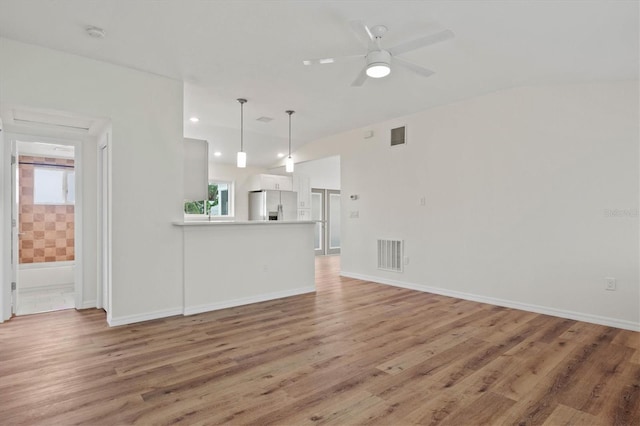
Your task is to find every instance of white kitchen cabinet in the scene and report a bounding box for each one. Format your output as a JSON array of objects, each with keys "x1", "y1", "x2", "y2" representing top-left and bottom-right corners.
[
  {"x1": 297, "y1": 208, "x2": 311, "y2": 221},
  {"x1": 248, "y1": 174, "x2": 293, "y2": 191},
  {"x1": 293, "y1": 173, "x2": 311, "y2": 209}
]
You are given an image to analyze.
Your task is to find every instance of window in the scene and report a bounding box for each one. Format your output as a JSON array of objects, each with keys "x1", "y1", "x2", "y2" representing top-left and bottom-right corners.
[
  {"x1": 34, "y1": 167, "x2": 75, "y2": 205},
  {"x1": 184, "y1": 181, "x2": 233, "y2": 217}
]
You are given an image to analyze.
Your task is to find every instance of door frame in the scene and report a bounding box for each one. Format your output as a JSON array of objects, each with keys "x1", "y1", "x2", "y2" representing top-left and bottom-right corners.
[
  {"x1": 0, "y1": 120, "x2": 11, "y2": 321},
  {"x1": 326, "y1": 189, "x2": 341, "y2": 255},
  {"x1": 97, "y1": 133, "x2": 112, "y2": 319},
  {"x1": 311, "y1": 188, "x2": 325, "y2": 256},
  {"x1": 7, "y1": 133, "x2": 84, "y2": 312}
]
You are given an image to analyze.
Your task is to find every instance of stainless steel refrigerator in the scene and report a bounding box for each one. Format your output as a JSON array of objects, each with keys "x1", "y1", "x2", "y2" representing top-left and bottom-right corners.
[{"x1": 248, "y1": 190, "x2": 298, "y2": 221}]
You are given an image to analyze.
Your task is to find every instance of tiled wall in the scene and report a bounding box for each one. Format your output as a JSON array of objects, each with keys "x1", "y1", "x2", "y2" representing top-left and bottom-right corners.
[{"x1": 19, "y1": 156, "x2": 75, "y2": 264}]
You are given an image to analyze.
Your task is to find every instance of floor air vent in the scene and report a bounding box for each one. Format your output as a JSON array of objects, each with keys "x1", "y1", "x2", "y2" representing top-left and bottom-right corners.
[{"x1": 377, "y1": 239, "x2": 403, "y2": 272}]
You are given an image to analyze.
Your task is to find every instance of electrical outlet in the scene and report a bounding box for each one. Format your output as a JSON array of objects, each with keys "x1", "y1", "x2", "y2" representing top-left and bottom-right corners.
[
  {"x1": 262, "y1": 265, "x2": 269, "y2": 273},
  {"x1": 350, "y1": 211, "x2": 359, "y2": 218},
  {"x1": 419, "y1": 196, "x2": 426, "y2": 206},
  {"x1": 605, "y1": 277, "x2": 616, "y2": 291},
  {"x1": 404, "y1": 256, "x2": 410, "y2": 265}
]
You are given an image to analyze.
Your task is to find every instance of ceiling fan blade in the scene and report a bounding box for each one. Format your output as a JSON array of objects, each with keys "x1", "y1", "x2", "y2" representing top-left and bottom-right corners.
[
  {"x1": 349, "y1": 20, "x2": 374, "y2": 47},
  {"x1": 388, "y1": 29, "x2": 454, "y2": 56},
  {"x1": 303, "y1": 57, "x2": 337, "y2": 66},
  {"x1": 302, "y1": 54, "x2": 363, "y2": 66},
  {"x1": 394, "y1": 57, "x2": 435, "y2": 78},
  {"x1": 351, "y1": 66, "x2": 368, "y2": 87}
]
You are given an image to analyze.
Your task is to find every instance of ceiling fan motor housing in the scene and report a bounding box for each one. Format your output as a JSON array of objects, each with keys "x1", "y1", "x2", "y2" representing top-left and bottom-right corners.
[{"x1": 366, "y1": 50, "x2": 391, "y2": 78}]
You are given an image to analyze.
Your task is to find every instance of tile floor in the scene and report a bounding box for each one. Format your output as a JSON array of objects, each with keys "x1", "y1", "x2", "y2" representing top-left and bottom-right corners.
[{"x1": 17, "y1": 284, "x2": 75, "y2": 316}]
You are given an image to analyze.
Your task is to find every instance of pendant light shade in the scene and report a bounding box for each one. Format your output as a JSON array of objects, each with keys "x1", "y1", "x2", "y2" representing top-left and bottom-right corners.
[
  {"x1": 285, "y1": 110, "x2": 295, "y2": 173},
  {"x1": 236, "y1": 151, "x2": 246, "y2": 168},
  {"x1": 285, "y1": 156, "x2": 294, "y2": 173},
  {"x1": 237, "y1": 98, "x2": 247, "y2": 168}
]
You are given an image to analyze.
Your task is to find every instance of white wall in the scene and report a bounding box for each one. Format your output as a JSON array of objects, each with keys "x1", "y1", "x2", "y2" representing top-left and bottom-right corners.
[
  {"x1": 209, "y1": 163, "x2": 267, "y2": 221},
  {"x1": 18, "y1": 262, "x2": 74, "y2": 289},
  {"x1": 307, "y1": 81, "x2": 640, "y2": 330},
  {"x1": 0, "y1": 38, "x2": 184, "y2": 324},
  {"x1": 293, "y1": 156, "x2": 341, "y2": 190},
  {"x1": 268, "y1": 156, "x2": 340, "y2": 190}
]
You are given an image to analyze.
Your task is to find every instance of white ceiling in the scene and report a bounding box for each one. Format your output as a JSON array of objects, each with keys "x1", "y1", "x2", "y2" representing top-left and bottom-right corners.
[{"x1": 0, "y1": 1, "x2": 637, "y2": 167}]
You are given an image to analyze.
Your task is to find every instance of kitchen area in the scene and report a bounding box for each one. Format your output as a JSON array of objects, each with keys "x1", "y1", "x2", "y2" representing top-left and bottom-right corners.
[
  {"x1": 248, "y1": 173, "x2": 299, "y2": 221},
  {"x1": 175, "y1": 139, "x2": 340, "y2": 317}
]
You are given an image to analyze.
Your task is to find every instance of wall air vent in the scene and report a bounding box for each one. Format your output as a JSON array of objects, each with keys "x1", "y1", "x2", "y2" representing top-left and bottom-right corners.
[
  {"x1": 390, "y1": 126, "x2": 406, "y2": 147},
  {"x1": 377, "y1": 239, "x2": 403, "y2": 272}
]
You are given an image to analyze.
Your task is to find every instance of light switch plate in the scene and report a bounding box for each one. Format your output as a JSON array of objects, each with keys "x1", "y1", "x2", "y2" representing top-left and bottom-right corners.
[{"x1": 605, "y1": 277, "x2": 616, "y2": 291}]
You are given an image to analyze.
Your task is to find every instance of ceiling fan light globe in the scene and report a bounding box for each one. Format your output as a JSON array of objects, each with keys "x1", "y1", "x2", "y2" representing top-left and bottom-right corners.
[
  {"x1": 365, "y1": 50, "x2": 391, "y2": 78},
  {"x1": 367, "y1": 64, "x2": 390, "y2": 78}
]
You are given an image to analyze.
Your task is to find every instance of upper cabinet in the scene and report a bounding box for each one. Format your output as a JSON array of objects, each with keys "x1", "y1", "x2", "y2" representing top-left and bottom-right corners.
[
  {"x1": 293, "y1": 173, "x2": 311, "y2": 209},
  {"x1": 248, "y1": 174, "x2": 293, "y2": 191},
  {"x1": 183, "y1": 138, "x2": 208, "y2": 201}
]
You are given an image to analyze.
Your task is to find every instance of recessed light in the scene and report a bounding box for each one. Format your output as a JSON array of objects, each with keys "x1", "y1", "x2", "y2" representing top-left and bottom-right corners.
[
  {"x1": 214, "y1": 151, "x2": 222, "y2": 157},
  {"x1": 277, "y1": 153, "x2": 285, "y2": 158},
  {"x1": 189, "y1": 117, "x2": 199, "y2": 123}
]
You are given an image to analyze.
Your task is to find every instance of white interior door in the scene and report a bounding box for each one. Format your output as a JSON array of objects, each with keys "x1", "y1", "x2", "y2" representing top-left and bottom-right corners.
[
  {"x1": 0, "y1": 123, "x2": 7, "y2": 321},
  {"x1": 10, "y1": 138, "x2": 18, "y2": 315},
  {"x1": 311, "y1": 189, "x2": 341, "y2": 256},
  {"x1": 0, "y1": 127, "x2": 15, "y2": 321}
]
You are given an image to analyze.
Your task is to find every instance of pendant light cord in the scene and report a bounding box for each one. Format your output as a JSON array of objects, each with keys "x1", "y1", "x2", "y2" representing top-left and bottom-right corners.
[
  {"x1": 286, "y1": 110, "x2": 295, "y2": 158},
  {"x1": 288, "y1": 114, "x2": 291, "y2": 157},
  {"x1": 238, "y1": 98, "x2": 247, "y2": 152}
]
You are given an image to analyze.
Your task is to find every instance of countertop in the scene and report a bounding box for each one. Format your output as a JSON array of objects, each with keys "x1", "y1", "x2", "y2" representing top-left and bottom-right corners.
[{"x1": 174, "y1": 220, "x2": 315, "y2": 226}]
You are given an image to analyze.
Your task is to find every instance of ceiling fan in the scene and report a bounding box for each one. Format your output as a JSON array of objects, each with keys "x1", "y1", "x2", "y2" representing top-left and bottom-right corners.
[{"x1": 303, "y1": 21, "x2": 454, "y2": 87}]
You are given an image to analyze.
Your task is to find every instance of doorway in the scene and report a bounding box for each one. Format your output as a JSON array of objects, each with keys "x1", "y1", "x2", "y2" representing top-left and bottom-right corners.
[
  {"x1": 13, "y1": 139, "x2": 79, "y2": 315},
  {"x1": 311, "y1": 188, "x2": 341, "y2": 256}
]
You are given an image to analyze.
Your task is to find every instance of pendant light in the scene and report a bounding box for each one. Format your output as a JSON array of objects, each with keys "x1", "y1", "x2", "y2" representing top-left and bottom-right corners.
[
  {"x1": 285, "y1": 110, "x2": 295, "y2": 173},
  {"x1": 236, "y1": 98, "x2": 247, "y2": 168}
]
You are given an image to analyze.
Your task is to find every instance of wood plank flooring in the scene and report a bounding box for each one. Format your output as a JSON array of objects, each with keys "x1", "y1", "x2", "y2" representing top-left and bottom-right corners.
[{"x1": 1, "y1": 255, "x2": 638, "y2": 425}]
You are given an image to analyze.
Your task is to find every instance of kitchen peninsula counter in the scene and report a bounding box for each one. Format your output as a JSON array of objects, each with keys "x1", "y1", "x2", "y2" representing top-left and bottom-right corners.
[
  {"x1": 174, "y1": 220, "x2": 314, "y2": 226},
  {"x1": 175, "y1": 220, "x2": 315, "y2": 315}
]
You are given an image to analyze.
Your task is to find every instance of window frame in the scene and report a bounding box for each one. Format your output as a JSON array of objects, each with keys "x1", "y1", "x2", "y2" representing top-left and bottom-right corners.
[
  {"x1": 184, "y1": 180, "x2": 235, "y2": 220},
  {"x1": 33, "y1": 166, "x2": 75, "y2": 205}
]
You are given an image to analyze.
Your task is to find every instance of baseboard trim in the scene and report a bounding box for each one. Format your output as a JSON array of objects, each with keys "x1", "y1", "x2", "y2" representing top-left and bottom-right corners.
[
  {"x1": 107, "y1": 287, "x2": 316, "y2": 326},
  {"x1": 184, "y1": 286, "x2": 316, "y2": 316},
  {"x1": 79, "y1": 299, "x2": 96, "y2": 309},
  {"x1": 340, "y1": 271, "x2": 640, "y2": 332},
  {"x1": 108, "y1": 307, "x2": 183, "y2": 327}
]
